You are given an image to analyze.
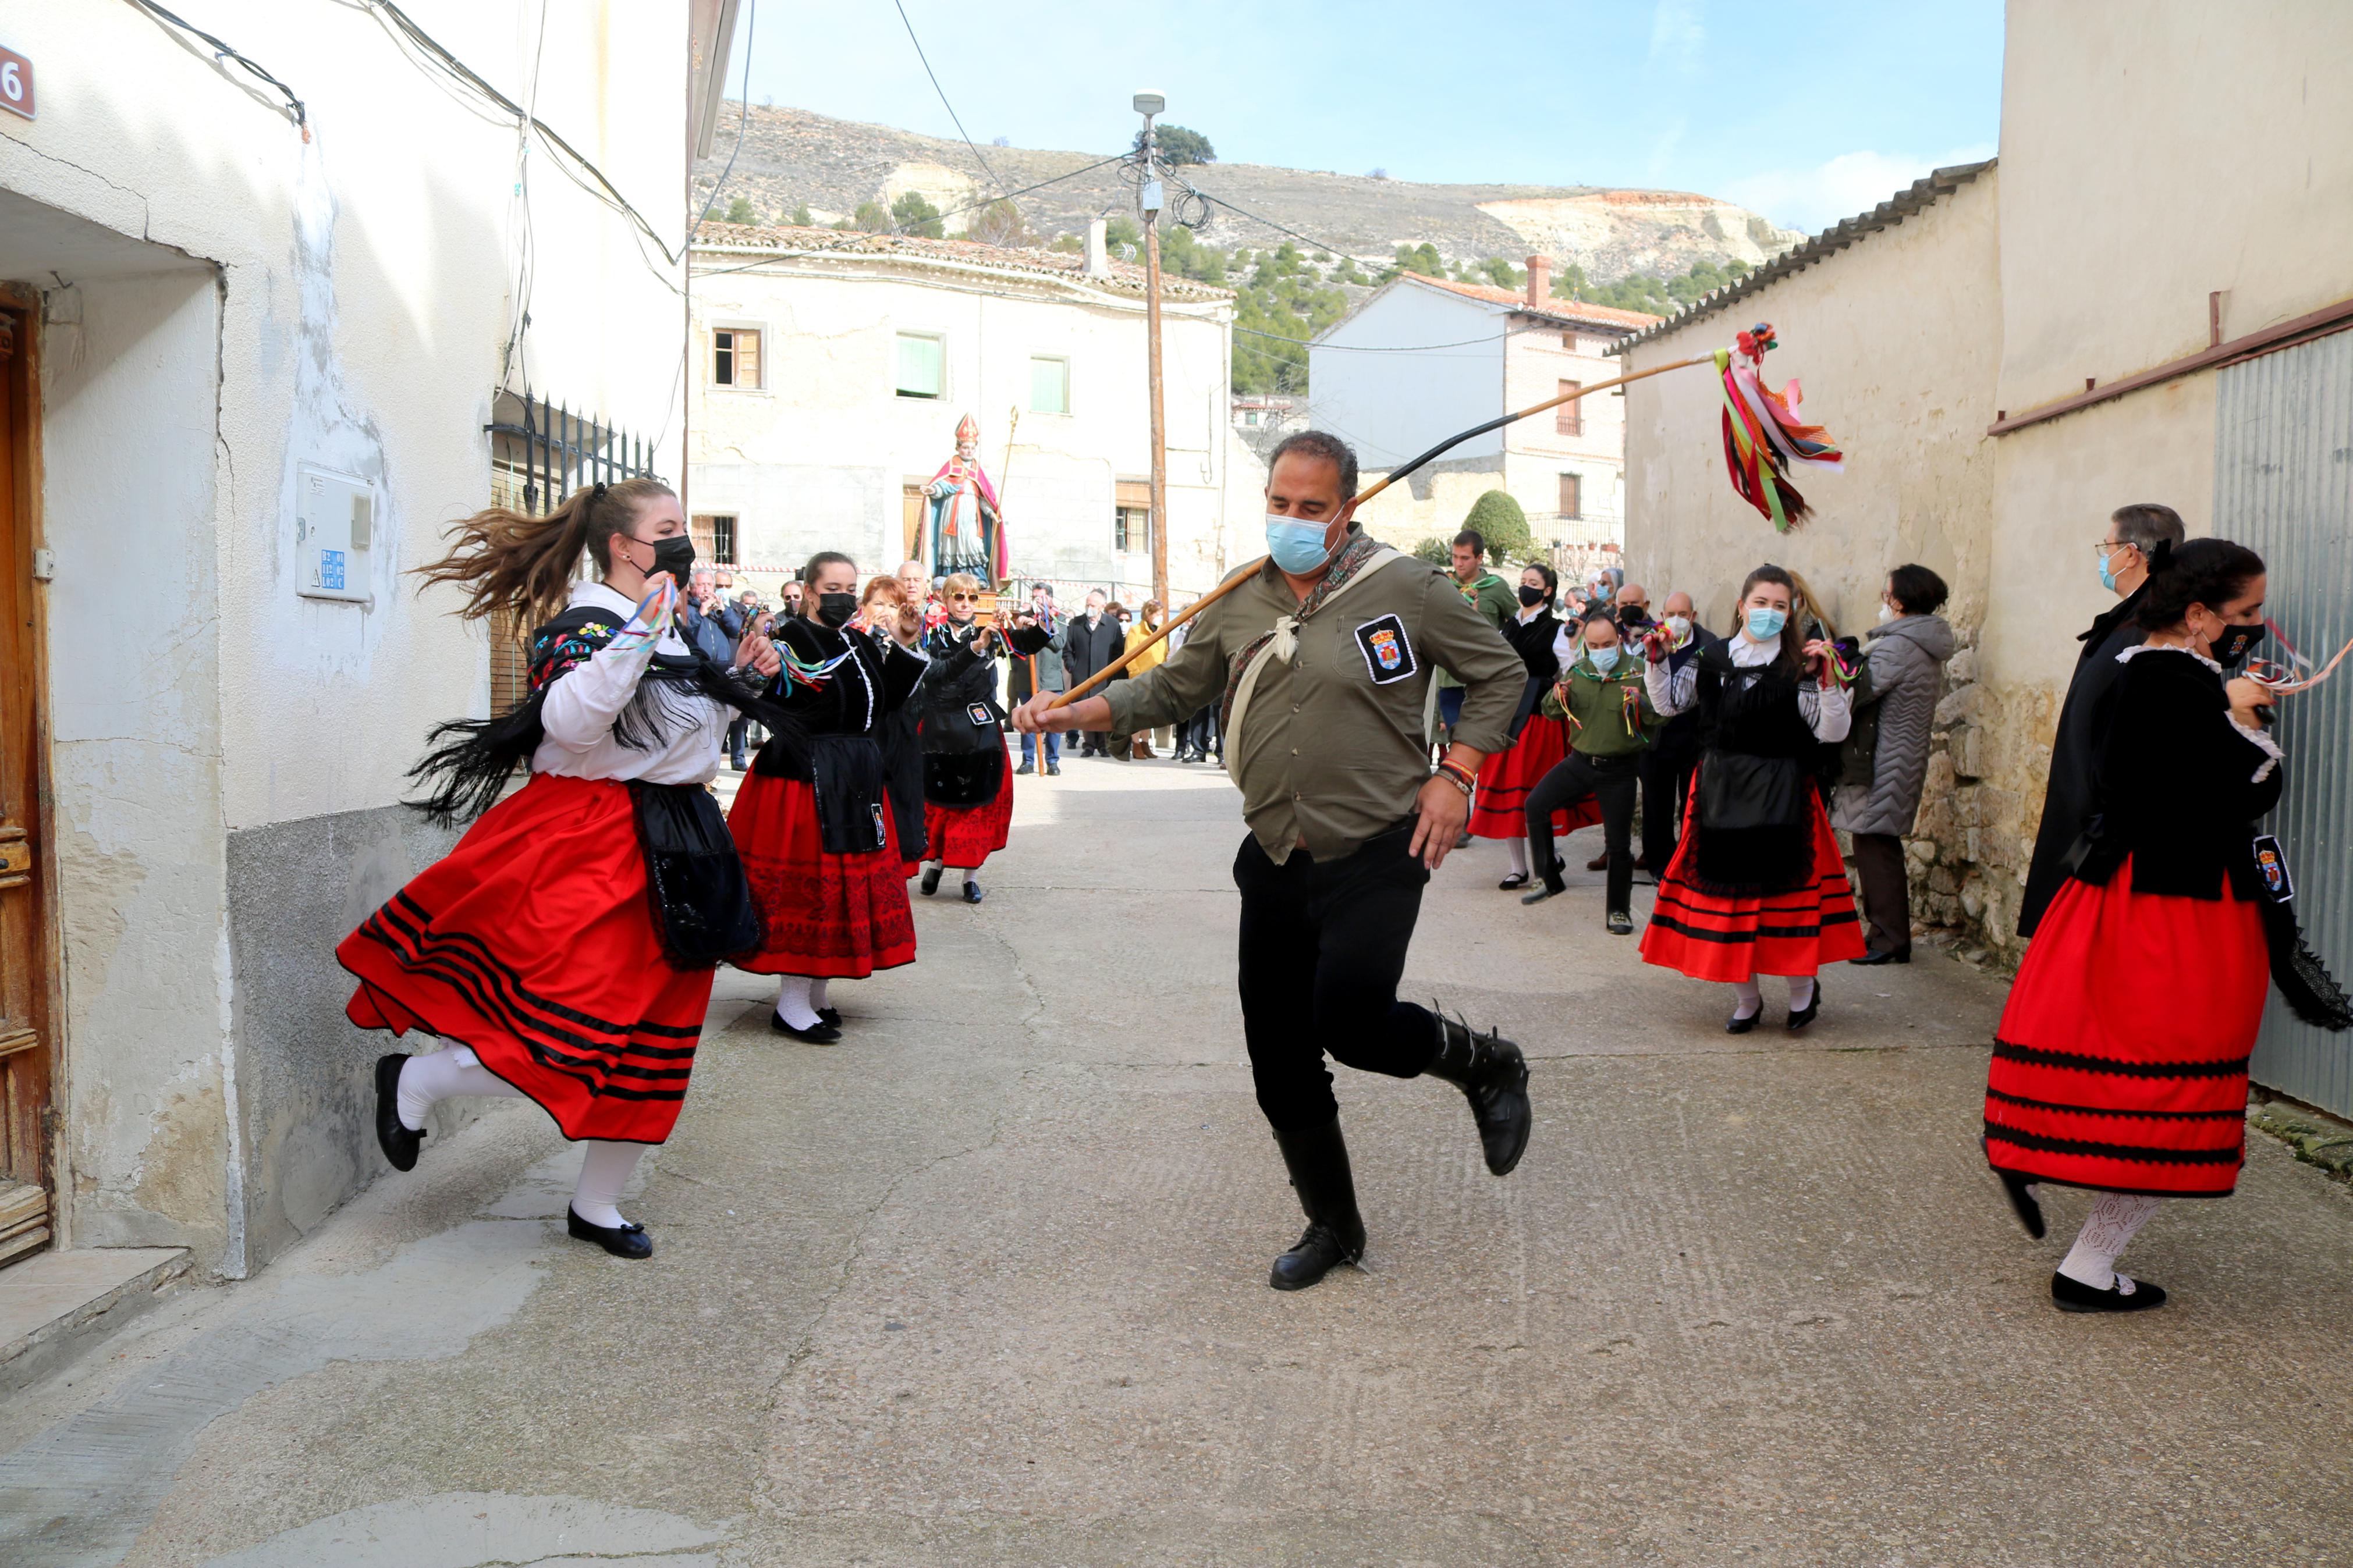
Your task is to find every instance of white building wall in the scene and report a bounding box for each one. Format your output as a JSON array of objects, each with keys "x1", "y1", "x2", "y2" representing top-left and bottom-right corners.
[
  {"x1": 0, "y1": 1, "x2": 693, "y2": 1275},
  {"x1": 689, "y1": 254, "x2": 1243, "y2": 600},
  {"x1": 1308, "y1": 283, "x2": 1505, "y2": 469}
]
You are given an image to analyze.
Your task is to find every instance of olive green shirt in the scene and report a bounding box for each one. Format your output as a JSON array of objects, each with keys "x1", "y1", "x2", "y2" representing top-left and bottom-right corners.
[
  {"x1": 1104, "y1": 538, "x2": 1524, "y2": 863},
  {"x1": 1435, "y1": 573, "x2": 1518, "y2": 691},
  {"x1": 1540, "y1": 658, "x2": 1660, "y2": 758}
]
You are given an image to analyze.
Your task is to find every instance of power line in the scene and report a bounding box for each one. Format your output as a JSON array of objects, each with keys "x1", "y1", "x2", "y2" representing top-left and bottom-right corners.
[
  {"x1": 890, "y1": 0, "x2": 1017, "y2": 228},
  {"x1": 695, "y1": 0, "x2": 758, "y2": 225},
  {"x1": 122, "y1": 0, "x2": 308, "y2": 134}
]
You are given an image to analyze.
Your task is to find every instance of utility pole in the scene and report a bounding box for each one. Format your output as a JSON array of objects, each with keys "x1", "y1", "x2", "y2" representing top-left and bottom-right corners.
[{"x1": 1134, "y1": 90, "x2": 1170, "y2": 610}]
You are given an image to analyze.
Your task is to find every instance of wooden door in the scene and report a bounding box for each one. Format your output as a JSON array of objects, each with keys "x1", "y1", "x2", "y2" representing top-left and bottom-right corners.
[
  {"x1": 902, "y1": 483, "x2": 927, "y2": 567},
  {"x1": 0, "y1": 300, "x2": 54, "y2": 1266}
]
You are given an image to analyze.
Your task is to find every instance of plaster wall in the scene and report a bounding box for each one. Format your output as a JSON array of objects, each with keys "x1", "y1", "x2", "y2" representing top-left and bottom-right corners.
[
  {"x1": 1, "y1": 1, "x2": 691, "y2": 1274},
  {"x1": 1309, "y1": 285, "x2": 1504, "y2": 468},
  {"x1": 688, "y1": 258, "x2": 1244, "y2": 599},
  {"x1": 1500, "y1": 323, "x2": 1633, "y2": 539}
]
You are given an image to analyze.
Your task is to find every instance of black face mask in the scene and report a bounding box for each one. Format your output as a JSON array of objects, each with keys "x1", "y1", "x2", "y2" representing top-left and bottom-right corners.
[
  {"x1": 814, "y1": 592, "x2": 858, "y2": 629},
  {"x1": 1517, "y1": 585, "x2": 1548, "y2": 608},
  {"x1": 2213, "y1": 621, "x2": 2265, "y2": 670},
  {"x1": 647, "y1": 534, "x2": 696, "y2": 581},
  {"x1": 1619, "y1": 606, "x2": 1652, "y2": 629}
]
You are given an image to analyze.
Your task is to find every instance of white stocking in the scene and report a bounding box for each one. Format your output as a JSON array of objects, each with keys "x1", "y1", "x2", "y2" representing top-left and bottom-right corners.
[
  {"x1": 808, "y1": 977, "x2": 831, "y2": 1014},
  {"x1": 1730, "y1": 978, "x2": 1763, "y2": 1021},
  {"x1": 2059, "y1": 1192, "x2": 2163, "y2": 1291},
  {"x1": 571, "y1": 1140, "x2": 647, "y2": 1229},
  {"x1": 1787, "y1": 976, "x2": 1816, "y2": 1012},
  {"x1": 395, "y1": 1044, "x2": 525, "y2": 1131},
  {"x1": 1506, "y1": 838, "x2": 1529, "y2": 876},
  {"x1": 953, "y1": 865, "x2": 978, "y2": 888},
  {"x1": 773, "y1": 975, "x2": 820, "y2": 1030}
]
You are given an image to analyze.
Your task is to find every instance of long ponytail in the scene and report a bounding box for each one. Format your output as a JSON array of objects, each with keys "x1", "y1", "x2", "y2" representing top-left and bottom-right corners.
[{"x1": 413, "y1": 477, "x2": 675, "y2": 631}]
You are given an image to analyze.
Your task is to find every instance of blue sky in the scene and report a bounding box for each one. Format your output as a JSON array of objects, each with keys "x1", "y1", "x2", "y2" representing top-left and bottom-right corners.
[{"x1": 727, "y1": 0, "x2": 2004, "y2": 236}]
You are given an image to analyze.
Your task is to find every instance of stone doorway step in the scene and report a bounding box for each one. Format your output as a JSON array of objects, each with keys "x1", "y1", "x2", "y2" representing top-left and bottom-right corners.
[{"x1": 0, "y1": 1247, "x2": 190, "y2": 1396}]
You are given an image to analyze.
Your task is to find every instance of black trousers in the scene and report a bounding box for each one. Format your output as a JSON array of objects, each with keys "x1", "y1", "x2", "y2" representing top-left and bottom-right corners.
[
  {"x1": 1528, "y1": 752, "x2": 1641, "y2": 913},
  {"x1": 1181, "y1": 705, "x2": 1219, "y2": 758},
  {"x1": 1233, "y1": 826, "x2": 1437, "y2": 1132},
  {"x1": 1851, "y1": 831, "x2": 1911, "y2": 954},
  {"x1": 1641, "y1": 749, "x2": 1696, "y2": 872}
]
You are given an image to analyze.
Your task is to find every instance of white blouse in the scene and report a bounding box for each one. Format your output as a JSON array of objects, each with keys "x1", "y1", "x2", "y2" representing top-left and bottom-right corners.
[
  {"x1": 1644, "y1": 630, "x2": 1852, "y2": 744},
  {"x1": 530, "y1": 581, "x2": 732, "y2": 787}
]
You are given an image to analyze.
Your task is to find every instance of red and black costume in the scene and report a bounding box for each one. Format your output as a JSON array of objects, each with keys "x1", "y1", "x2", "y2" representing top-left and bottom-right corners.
[
  {"x1": 1467, "y1": 606, "x2": 1600, "y2": 849},
  {"x1": 915, "y1": 620, "x2": 1017, "y2": 877},
  {"x1": 729, "y1": 614, "x2": 927, "y2": 978}
]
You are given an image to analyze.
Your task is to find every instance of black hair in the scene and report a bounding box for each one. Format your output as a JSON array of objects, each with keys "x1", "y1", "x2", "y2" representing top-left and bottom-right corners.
[
  {"x1": 1580, "y1": 607, "x2": 1620, "y2": 635},
  {"x1": 1267, "y1": 429, "x2": 1361, "y2": 500},
  {"x1": 1522, "y1": 561, "x2": 1559, "y2": 596},
  {"x1": 1887, "y1": 563, "x2": 1950, "y2": 617},
  {"x1": 2112, "y1": 502, "x2": 2187, "y2": 559},
  {"x1": 2135, "y1": 537, "x2": 2264, "y2": 632},
  {"x1": 800, "y1": 551, "x2": 858, "y2": 606},
  {"x1": 1735, "y1": 563, "x2": 1806, "y2": 681},
  {"x1": 1453, "y1": 529, "x2": 1486, "y2": 560}
]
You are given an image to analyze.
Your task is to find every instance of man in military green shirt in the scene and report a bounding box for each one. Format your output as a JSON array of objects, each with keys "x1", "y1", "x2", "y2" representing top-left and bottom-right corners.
[
  {"x1": 1013, "y1": 431, "x2": 1532, "y2": 1292},
  {"x1": 1435, "y1": 527, "x2": 1517, "y2": 745}
]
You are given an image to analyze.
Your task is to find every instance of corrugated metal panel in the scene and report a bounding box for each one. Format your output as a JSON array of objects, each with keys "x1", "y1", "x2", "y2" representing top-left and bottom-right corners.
[{"x1": 2217, "y1": 330, "x2": 2353, "y2": 1115}]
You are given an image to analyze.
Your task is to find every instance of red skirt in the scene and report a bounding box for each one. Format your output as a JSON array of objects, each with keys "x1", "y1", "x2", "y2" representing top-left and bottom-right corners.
[
  {"x1": 1639, "y1": 786, "x2": 1864, "y2": 980},
  {"x1": 923, "y1": 746, "x2": 1015, "y2": 867},
  {"x1": 1983, "y1": 861, "x2": 2266, "y2": 1196},
  {"x1": 729, "y1": 771, "x2": 918, "y2": 977},
  {"x1": 338, "y1": 773, "x2": 712, "y2": 1144},
  {"x1": 1467, "y1": 714, "x2": 1603, "y2": 841}
]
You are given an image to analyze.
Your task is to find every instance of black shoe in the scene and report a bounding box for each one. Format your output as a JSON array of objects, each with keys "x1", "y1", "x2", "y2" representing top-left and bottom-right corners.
[
  {"x1": 1268, "y1": 1119, "x2": 1367, "y2": 1290},
  {"x1": 1985, "y1": 1141, "x2": 2046, "y2": 1238},
  {"x1": 1016, "y1": 761, "x2": 1036, "y2": 776},
  {"x1": 1852, "y1": 945, "x2": 1912, "y2": 966},
  {"x1": 2052, "y1": 1270, "x2": 2167, "y2": 1313},
  {"x1": 818, "y1": 1007, "x2": 843, "y2": 1030},
  {"x1": 374, "y1": 1053, "x2": 424, "y2": 1172},
  {"x1": 1606, "y1": 909, "x2": 1634, "y2": 936},
  {"x1": 1726, "y1": 1007, "x2": 1761, "y2": 1035},
  {"x1": 1586, "y1": 851, "x2": 1610, "y2": 872},
  {"x1": 1786, "y1": 983, "x2": 1822, "y2": 1032},
  {"x1": 1425, "y1": 1008, "x2": 1531, "y2": 1176},
  {"x1": 961, "y1": 881, "x2": 985, "y2": 904},
  {"x1": 1520, "y1": 873, "x2": 1567, "y2": 905},
  {"x1": 771, "y1": 1011, "x2": 842, "y2": 1044},
  {"x1": 567, "y1": 1207, "x2": 654, "y2": 1260},
  {"x1": 1045, "y1": 762, "x2": 1061, "y2": 776},
  {"x1": 920, "y1": 865, "x2": 943, "y2": 897},
  {"x1": 1498, "y1": 870, "x2": 1531, "y2": 890}
]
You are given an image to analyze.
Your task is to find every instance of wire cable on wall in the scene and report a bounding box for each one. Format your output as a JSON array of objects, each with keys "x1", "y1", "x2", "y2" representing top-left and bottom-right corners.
[{"x1": 121, "y1": 0, "x2": 309, "y2": 137}]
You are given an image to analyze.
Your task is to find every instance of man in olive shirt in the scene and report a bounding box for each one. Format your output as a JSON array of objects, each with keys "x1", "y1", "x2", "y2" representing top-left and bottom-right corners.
[{"x1": 1013, "y1": 431, "x2": 1531, "y2": 1292}]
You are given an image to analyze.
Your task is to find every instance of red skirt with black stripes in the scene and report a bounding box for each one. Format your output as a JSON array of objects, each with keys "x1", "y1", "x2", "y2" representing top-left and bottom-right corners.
[
  {"x1": 1467, "y1": 714, "x2": 1602, "y2": 841},
  {"x1": 1639, "y1": 786, "x2": 1865, "y2": 980},
  {"x1": 1983, "y1": 861, "x2": 2267, "y2": 1196},
  {"x1": 338, "y1": 773, "x2": 712, "y2": 1145},
  {"x1": 729, "y1": 771, "x2": 918, "y2": 978}
]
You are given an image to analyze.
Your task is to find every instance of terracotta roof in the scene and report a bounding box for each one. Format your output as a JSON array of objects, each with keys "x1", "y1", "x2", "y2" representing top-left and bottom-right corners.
[
  {"x1": 1402, "y1": 273, "x2": 1663, "y2": 332},
  {"x1": 689, "y1": 222, "x2": 1236, "y2": 303},
  {"x1": 1611, "y1": 160, "x2": 1996, "y2": 354}
]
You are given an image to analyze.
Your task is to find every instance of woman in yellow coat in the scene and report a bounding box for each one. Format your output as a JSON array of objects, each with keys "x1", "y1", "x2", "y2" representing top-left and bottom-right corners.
[{"x1": 1127, "y1": 598, "x2": 1170, "y2": 757}]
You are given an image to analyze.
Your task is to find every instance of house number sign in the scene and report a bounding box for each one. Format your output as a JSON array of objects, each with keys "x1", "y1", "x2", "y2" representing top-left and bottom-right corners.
[{"x1": 0, "y1": 45, "x2": 32, "y2": 121}]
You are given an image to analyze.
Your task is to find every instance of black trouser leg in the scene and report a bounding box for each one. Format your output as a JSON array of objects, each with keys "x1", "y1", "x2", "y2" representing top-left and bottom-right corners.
[
  {"x1": 1851, "y1": 831, "x2": 1911, "y2": 954},
  {"x1": 1233, "y1": 828, "x2": 1436, "y2": 1133},
  {"x1": 1641, "y1": 753, "x2": 1692, "y2": 871},
  {"x1": 1526, "y1": 753, "x2": 1600, "y2": 885},
  {"x1": 1592, "y1": 756, "x2": 1641, "y2": 913}
]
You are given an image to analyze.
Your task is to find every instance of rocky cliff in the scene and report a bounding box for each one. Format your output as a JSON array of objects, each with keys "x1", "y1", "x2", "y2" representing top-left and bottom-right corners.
[{"x1": 693, "y1": 106, "x2": 1802, "y2": 281}]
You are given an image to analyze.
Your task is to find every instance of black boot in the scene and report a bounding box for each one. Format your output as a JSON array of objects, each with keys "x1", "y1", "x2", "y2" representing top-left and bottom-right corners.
[
  {"x1": 1268, "y1": 1118, "x2": 1367, "y2": 1290},
  {"x1": 1424, "y1": 1007, "x2": 1532, "y2": 1175}
]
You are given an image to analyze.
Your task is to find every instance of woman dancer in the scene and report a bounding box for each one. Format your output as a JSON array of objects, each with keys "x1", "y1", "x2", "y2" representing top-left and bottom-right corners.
[
  {"x1": 1983, "y1": 539, "x2": 2348, "y2": 1312},
  {"x1": 1470, "y1": 564, "x2": 1598, "y2": 888},
  {"x1": 859, "y1": 575, "x2": 928, "y2": 880},
  {"x1": 1638, "y1": 564, "x2": 1864, "y2": 1029},
  {"x1": 916, "y1": 573, "x2": 1017, "y2": 904},
  {"x1": 1520, "y1": 610, "x2": 1658, "y2": 931},
  {"x1": 341, "y1": 479, "x2": 782, "y2": 1259},
  {"x1": 730, "y1": 552, "x2": 928, "y2": 1043}
]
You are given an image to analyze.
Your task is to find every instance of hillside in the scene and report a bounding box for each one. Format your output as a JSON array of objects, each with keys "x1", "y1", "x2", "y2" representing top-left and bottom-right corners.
[{"x1": 691, "y1": 105, "x2": 1803, "y2": 282}]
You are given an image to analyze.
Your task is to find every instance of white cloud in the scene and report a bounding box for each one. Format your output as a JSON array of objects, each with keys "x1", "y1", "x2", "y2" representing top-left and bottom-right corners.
[
  {"x1": 1646, "y1": 0, "x2": 1705, "y2": 74},
  {"x1": 1724, "y1": 144, "x2": 1997, "y2": 236}
]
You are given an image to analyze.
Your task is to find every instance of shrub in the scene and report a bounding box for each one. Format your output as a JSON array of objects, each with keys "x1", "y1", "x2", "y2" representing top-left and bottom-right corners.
[{"x1": 1461, "y1": 491, "x2": 1532, "y2": 564}]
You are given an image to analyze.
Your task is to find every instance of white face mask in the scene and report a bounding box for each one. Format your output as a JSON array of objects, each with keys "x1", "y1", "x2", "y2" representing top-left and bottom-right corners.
[
  {"x1": 1664, "y1": 614, "x2": 1692, "y2": 642},
  {"x1": 1878, "y1": 602, "x2": 1897, "y2": 624}
]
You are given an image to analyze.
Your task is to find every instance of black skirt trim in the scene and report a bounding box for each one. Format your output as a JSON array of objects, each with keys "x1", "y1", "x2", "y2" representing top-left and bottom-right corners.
[
  {"x1": 1983, "y1": 1086, "x2": 2244, "y2": 1122},
  {"x1": 384, "y1": 894, "x2": 701, "y2": 1040},
  {"x1": 1645, "y1": 912, "x2": 1857, "y2": 945},
  {"x1": 1990, "y1": 1039, "x2": 2251, "y2": 1080},
  {"x1": 1982, "y1": 1119, "x2": 2242, "y2": 1166}
]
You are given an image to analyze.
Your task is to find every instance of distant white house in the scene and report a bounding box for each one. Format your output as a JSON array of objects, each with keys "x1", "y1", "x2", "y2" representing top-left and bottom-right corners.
[
  {"x1": 688, "y1": 222, "x2": 1265, "y2": 605},
  {"x1": 1309, "y1": 262, "x2": 1658, "y2": 569}
]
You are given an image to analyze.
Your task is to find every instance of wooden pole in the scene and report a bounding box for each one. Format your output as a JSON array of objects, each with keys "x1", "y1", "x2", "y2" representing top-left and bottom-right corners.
[
  {"x1": 1143, "y1": 134, "x2": 1170, "y2": 612},
  {"x1": 1048, "y1": 352, "x2": 1714, "y2": 709}
]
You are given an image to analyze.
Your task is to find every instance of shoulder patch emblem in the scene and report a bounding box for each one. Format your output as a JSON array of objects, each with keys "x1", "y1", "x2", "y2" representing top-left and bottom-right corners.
[{"x1": 1352, "y1": 613, "x2": 1419, "y2": 685}]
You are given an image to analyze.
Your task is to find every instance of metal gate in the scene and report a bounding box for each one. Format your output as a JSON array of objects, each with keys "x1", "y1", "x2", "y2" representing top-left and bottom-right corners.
[{"x1": 2216, "y1": 329, "x2": 2353, "y2": 1116}]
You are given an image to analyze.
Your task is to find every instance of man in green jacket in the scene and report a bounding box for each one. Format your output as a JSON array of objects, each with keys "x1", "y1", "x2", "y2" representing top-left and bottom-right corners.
[
  {"x1": 1521, "y1": 610, "x2": 1659, "y2": 931},
  {"x1": 1434, "y1": 528, "x2": 1516, "y2": 741}
]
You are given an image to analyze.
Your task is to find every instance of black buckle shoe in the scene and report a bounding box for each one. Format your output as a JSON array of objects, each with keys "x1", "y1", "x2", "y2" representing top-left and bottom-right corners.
[
  {"x1": 772, "y1": 1011, "x2": 843, "y2": 1044},
  {"x1": 961, "y1": 882, "x2": 985, "y2": 904},
  {"x1": 374, "y1": 1053, "x2": 425, "y2": 1172},
  {"x1": 1425, "y1": 1007, "x2": 1532, "y2": 1176},
  {"x1": 567, "y1": 1207, "x2": 654, "y2": 1260},
  {"x1": 817, "y1": 1007, "x2": 843, "y2": 1030},
  {"x1": 920, "y1": 865, "x2": 943, "y2": 897},
  {"x1": 1786, "y1": 983, "x2": 1822, "y2": 1032},
  {"x1": 1498, "y1": 870, "x2": 1531, "y2": 891},
  {"x1": 2052, "y1": 1270, "x2": 2166, "y2": 1313},
  {"x1": 1268, "y1": 1119, "x2": 1368, "y2": 1291},
  {"x1": 1726, "y1": 1007, "x2": 1761, "y2": 1035}
]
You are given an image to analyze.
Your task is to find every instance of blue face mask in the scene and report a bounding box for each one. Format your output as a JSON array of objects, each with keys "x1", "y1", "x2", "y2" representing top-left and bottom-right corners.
[
  {"x1": 1745, "y1": 606, "x2": 1788, "y2": 640},
  {"x1": 1587, "y1": 644, "x2": 1621, "y2": 674},
  {"x1": 1265, "y1": 514, "x2": 1335, "y2": 575},
  {"x1": 2099, "y1": 549, "x2": 2120, "y2": 592}
]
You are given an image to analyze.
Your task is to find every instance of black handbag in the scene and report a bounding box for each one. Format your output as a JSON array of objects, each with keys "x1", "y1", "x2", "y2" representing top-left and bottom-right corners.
[
  {"x1": 627, "y1": 781, "x2": 763, "y2": 968},
  {"x1": 1697, "y1": 751, "x2": 1805, "y2": 833}
]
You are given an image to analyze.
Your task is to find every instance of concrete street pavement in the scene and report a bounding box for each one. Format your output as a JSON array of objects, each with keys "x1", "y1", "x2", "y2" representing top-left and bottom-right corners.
[{"x1": 5, "y1": 757, "x2": 2352, "y2": 1566}]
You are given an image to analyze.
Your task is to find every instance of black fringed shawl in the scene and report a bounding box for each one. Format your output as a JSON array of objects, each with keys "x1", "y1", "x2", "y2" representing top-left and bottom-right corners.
[{"x1": 406, "y1": 605, "x2": 808, "y2": 825}]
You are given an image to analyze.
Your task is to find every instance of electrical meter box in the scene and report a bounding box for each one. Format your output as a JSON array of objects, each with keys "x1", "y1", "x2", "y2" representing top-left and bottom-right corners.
[{"x1": 296, "y1": 463, "x2": 377, "y2": 606}]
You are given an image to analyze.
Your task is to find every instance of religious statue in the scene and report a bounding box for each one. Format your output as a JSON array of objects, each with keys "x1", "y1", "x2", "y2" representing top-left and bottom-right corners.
[{"x1": 924, "y1": 413, "x2": 1007, "y2": 584}]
